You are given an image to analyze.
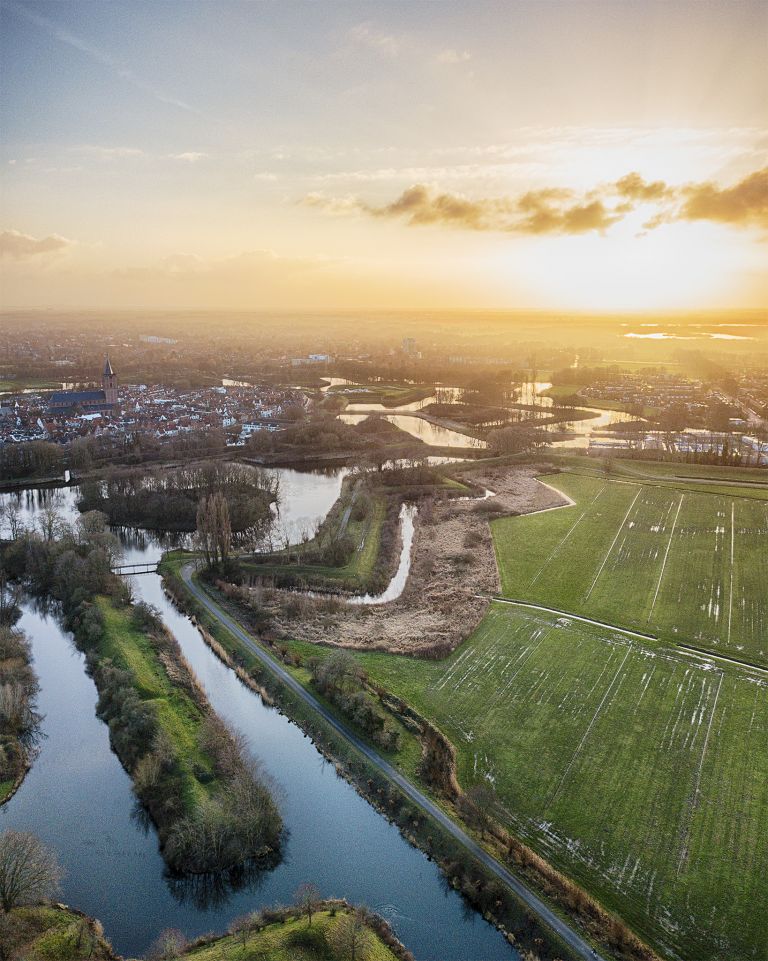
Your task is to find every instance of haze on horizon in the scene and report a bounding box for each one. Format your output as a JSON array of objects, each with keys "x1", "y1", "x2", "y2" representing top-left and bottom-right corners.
[{"x1": 1, "y1": 0, "x2": 767, "y2": 313}]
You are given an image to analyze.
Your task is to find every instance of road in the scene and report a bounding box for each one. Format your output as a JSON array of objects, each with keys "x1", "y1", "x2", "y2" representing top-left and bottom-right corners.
[{"x1": 180, "y1": 563, "x2": 607, "y2": 961}]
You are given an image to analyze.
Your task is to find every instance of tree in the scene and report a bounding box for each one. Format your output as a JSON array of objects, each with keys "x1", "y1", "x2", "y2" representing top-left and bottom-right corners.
[
  {"x1": 328, "y1": 908, "x2": 373, "y2": 961},
  {"x1": 294, "y1": 881, "x2": 321, "y2": 926},
  {"x1": 0, "y1": 830, "x2": 61, "y2": 913},
  {"x1": 147, "y1": 928, "x2": 188, "y2": 961},
  {"x1": 0, "y1": 503, "x2": 23, "y2": 540},
  {"x1": 37, "y1": 505, "x2": 62, "y2": 543},
  {"x1": 196, "y1": 492, "x2": 232, "y2": 569},
  {"x1": 228, "y1": 913, "x2": 259, "y2": 952},
  {"x1": 461, "y1": 782, "x2": 496, "y2": 838}
]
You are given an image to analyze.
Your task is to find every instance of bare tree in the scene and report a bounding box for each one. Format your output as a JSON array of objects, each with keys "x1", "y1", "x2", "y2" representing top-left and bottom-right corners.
[
  {"x1": 0, "y1": 503, "x2": 23, "y2": 540},
  {"x1": 146, "y1": 928, "x2": 188, "y2": 961},
  {"x1": 228, "y1": 912, "x2": 257, "y2": 952},
  {"x1": 328, "y1": 908, "x2": 373, "y2": 961},
  {"x1": 36, "y1": 505, "x2": 62, "y2": 543},
  {"x1": 0, "y1": 830, "x2": 61, "y2": 913},
  {"x1": 461, "y1": 782, "x2": 497, "y2": 838},
  {"x1": 196, "y1": 492, "x2": 232, "y2": 569},
  {"x1": 294, "y1": 881, "x2": 321, "y2": 926}
]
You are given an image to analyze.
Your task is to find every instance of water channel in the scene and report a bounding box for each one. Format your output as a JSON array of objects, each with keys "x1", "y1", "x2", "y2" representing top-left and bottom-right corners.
[{"x1": 0, "y1": 475, "x2": 516, "y2": 961}]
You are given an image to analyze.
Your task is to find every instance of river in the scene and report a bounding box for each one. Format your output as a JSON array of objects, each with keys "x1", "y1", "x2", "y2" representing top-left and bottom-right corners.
[{"x1": 0, "y1": 474, "x2": 516, "y2": 961}]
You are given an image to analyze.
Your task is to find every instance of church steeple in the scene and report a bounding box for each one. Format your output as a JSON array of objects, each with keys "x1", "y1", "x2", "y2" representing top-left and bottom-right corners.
[{"x1": 102, "y1": 355, "x2": 118, "y2": 406}]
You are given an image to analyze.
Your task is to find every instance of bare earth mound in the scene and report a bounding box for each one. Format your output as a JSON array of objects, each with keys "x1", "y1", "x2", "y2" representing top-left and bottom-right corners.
[{"x1": 268, "y1": 465, "x2": 566, "y2": 655}]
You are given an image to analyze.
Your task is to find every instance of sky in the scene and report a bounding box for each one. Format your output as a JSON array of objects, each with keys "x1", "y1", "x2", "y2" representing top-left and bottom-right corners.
[{"x1": 1, "y1": 0, "x2": 767, "y2": 312}]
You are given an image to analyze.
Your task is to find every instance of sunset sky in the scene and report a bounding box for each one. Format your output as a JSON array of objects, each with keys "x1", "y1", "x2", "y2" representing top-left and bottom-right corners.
[{"x1": 1, "y1": 0, "x2": 766, "y2": 311}]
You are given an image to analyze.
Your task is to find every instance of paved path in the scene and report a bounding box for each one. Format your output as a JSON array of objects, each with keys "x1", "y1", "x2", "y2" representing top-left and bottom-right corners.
[{"x1": 180, "y1": 563, "x2": 606, "y2": 961}]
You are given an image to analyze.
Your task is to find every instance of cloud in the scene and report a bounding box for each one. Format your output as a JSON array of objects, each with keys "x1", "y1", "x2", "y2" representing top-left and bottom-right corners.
[
  {"x1": 613, "y1": 172, "x2": 675, "y2": 202},
  {"x1": 303, "y1": 166, "x2": 768, "y2": 238},
  {"x1": 346, "y1": 23, "x2": 404, "y2": 58},
  {"x1": 303, "y1": 183, "x2": 622, "y2": 235},
  {"x1": 73, "y1": 145, "x2": 146, "y2": 161},
  {"x1": 679, "y1": 167, "x2": 768, "y2": 227},
  {"x1": 436, "y1": 48, "x2": 471, "y2": 64},
  {"x1": 0, "y1": 229, "x2": 73, "y2": 259},
  {"x1": 168, "y1": 152, "x2": 208, "y2": 163}
]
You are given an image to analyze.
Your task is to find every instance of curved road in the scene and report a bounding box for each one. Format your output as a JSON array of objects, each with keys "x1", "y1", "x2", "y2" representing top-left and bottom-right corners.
[{"x1": 181, "y1": 563, "x2": 606, "y2": 961}]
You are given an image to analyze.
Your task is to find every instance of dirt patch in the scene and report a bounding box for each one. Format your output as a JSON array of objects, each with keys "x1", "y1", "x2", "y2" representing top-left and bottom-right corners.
[{"x1": 261, "y1": 465, "x2": 566, "y2": 655}]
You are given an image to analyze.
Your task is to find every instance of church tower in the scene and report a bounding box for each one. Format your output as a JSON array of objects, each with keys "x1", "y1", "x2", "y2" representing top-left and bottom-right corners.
[{"x1": 102, "y1": 355, "x2": 119, "y2": 406}]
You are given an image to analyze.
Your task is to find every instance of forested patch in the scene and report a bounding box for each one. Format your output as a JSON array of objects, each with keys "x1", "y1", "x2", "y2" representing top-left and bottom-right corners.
[{"x1": 78, "y1": 461, "x2": 277, "y2": 536}]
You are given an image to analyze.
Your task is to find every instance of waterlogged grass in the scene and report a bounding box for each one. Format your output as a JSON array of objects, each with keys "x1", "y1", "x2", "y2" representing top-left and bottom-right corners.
[
  {"x1": 356, "y1": 605, "x2": 768, "y2": 961},
  {"x1": 185, "y1": 909, "x2": 400, "y2": 961},
  {"x1": 492, "y1": 472, "x2": 768, "y2": 666},
  {"x1": 96, "y1": 598, "x2": 215, "y2": 808}
]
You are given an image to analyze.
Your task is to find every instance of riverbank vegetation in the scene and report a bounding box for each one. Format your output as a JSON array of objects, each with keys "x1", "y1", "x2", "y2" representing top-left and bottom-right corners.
[
  {"x1": 169, "y1": 900, "x2": 411, "y2": 961},
  {"x1": 0, "y1": 515, "x2": 282, "y2": 877},
  {"x1": 0, "y1": 625, "x2": 41, "y2": 804},
  {"x1": 238, "y1": 475, "x2": 401, "y2": 597},
  {"x1": 160, "y1": 559, "x2": 583, "y2": 961}
]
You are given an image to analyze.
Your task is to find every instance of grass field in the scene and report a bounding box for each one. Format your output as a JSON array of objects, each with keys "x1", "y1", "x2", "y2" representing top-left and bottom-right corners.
[
  {"x1": 492, "y1": 472, "x2": 768, "y2": 667},
  {"x1": 356, "y1": 605, "x2": 768, "y2": 961}
]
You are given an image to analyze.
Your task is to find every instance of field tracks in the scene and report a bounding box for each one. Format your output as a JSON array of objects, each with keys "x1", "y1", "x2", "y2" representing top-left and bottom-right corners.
[
  {"x1": 530, "y1": 484, "x2": 606, "y2": 587},
  {"x1": 547, "y1": 642, "x2": 634, "y2": 809},
  {"x1": 727, "y1": 501, "x2": 735, "y2": 647},
  {"x1": 648, "y1": 492, "x2": 684, "y2": 621},
  {"x1": 584, "y1": 487, "x2": 642, "y2": 601},
  {"x1": 676, "y1": 672, "x2": 724, "y2": 876}
]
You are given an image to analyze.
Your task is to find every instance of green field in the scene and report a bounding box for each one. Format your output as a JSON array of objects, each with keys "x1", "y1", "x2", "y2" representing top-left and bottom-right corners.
[
  {"x1": 492, "y1": 472, "x2": 768, "y2": 667},
  {"x1": 357, "y1": 605, "x2": 768, "y2": 961},
  {"x1": 343, "y1": 468, "x2": 768, "y2": 960}
]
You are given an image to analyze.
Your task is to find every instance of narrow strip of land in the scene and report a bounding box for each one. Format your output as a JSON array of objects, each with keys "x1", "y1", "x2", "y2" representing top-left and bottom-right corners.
[{"x1": 180, "y1": 563, "x2": 607, "y2": 961}]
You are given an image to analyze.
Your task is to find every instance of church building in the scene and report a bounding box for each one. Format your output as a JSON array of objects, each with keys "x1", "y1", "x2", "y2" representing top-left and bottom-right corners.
[{"x1": 48, "y1": 357, "x2": 119, "y2": 417}]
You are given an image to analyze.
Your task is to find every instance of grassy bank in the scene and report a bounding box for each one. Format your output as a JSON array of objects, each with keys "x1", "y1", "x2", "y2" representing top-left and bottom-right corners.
[
  {"x1": 83, "y1": 595, "x2": 282, "y2": 874},
  {"x1": 241, "y1": 481, "x2": 396, "y2": 594},
  {"x1": 181, "y1": 902, "x2": 409, "y2": 961},
  {"x1": 1, "y1": 904, "x2": 116, "y2": 961},
  {"x1": 94, "y1": 599, "x2": 216, "y2": 811}
]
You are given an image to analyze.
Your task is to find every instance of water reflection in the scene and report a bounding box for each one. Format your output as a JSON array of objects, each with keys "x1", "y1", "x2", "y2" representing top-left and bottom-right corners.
[
  {"x1": 1, "y1": 477, "x2": 516, "y2": 961},
  {"x1": 340, "y1": 412, "x2": 487, "y2": 449}
]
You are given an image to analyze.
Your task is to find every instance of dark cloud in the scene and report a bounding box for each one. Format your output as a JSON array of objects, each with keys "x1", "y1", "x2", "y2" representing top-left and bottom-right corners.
[
  {"x1": 0, "y1": 229, "x2": 72, "y2": 259},
  {"x1": 303, "y1": 166, "x2": 768, "y2": 238},
  {"x1": 355, "y1": 183, "x2": 618, "y2": 235},
  {"x1": 614, "y1": 172, "x2": 675, "y2": 202},
  {"x1": 679, "y1": 167, "x2": 768, "y2": 227}
]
